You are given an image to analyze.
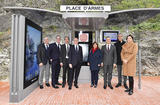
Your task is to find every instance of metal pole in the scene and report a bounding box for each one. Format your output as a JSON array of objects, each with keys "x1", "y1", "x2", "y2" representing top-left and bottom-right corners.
[{"x1": 138, "y1": 28, "x2": 142, "y2": 89}]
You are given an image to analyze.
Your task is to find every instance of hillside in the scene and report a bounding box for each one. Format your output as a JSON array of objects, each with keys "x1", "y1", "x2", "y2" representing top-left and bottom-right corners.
[{"x1": 0, "y1": 0, "x2": 160, "y2": 80}]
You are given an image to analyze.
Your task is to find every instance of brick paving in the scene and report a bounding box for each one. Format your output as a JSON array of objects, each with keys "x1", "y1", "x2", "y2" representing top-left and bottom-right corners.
[{"x1": 0, "y1": 76, "x2": 160, "y2": 105}]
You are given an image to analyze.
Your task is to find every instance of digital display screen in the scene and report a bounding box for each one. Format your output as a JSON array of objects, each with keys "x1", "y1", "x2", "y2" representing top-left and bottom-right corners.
[
  {"x1": 102, "y1": 31, "x2": 118, "y2": 42},
  {"x1": 79, "y1": 44, "x2": 89, "y2": 62},
  {"x1": 24, "y1": 19, "x2": 42, "y2": 89},
  {"x1": 75, "y1": 31, "x2": 92, "y2": 66}
]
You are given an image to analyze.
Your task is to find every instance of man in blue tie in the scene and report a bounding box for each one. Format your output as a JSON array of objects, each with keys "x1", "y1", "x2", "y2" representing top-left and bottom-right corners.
[
  {"x1": 68, "y1": 38, "x2": 83, "y2": 90},
  {"x1": 49, "y1": 35, "x2": 62, "y2": 89}
]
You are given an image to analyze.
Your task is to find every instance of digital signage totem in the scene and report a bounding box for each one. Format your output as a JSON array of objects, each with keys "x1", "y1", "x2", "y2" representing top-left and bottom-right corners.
[
  {"x1": 24, "y1": 19, "x2": 42, "y2": 89},
  {"x1": 75, "y1": 31, "x2": 92, "y2": 65}
]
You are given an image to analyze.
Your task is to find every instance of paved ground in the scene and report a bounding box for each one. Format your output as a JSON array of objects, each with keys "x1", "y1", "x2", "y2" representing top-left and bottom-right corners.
[{"x1": 0, "y1": 76, "x2": 160, "y2": 105}]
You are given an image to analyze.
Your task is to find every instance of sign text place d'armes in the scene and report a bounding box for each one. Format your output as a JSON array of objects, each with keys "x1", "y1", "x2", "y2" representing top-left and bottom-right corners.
[{"x1": 60, "y1": 5, "x2": 111, "y2": 12}]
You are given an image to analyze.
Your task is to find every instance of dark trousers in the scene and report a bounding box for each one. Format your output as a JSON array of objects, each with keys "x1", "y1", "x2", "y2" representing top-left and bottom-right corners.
[
  {"x1": 62, "y1": 59, "x2": 69, "y2": 85},
  {"x1": 91, "y1": 70, "x2": 99, "y2": 86},
  {"x1": 117, "y1": 65, "x2": 127, "y2": 84},
  {"x1": 68, "y1": 64, "x2": 81, "y2": 87},
  {"x1": 128, "y1": 76, "x2": 134, "y2": 91},
  {"x1": 103, "y1": 65, "x2": 113, "y2": 86},
  {"x1": 51, "y1": 60, "x2": 61, "y2": 86}
]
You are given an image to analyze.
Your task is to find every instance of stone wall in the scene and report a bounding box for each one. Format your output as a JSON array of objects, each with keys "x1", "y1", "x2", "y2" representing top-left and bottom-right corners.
[{"x1": 0, "y1": 0, "x2": 160, "y2": 80}]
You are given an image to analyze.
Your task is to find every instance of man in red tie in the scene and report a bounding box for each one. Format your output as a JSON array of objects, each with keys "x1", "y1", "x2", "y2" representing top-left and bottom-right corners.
[{"x1": 101, "y1": 37, "x2": 117, "y2": 90}]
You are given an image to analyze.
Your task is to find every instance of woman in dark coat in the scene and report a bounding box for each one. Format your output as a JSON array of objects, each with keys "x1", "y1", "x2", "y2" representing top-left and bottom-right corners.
[{"x1": 88, "y1": 42, "x2": 102, "y2": 88}]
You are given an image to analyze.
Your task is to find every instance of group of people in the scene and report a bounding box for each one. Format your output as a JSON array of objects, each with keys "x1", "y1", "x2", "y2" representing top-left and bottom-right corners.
[
  {"x1": 37, "y1": 36, "x2": 83, "y2": 90},
  {"x1": 37, "y1": 34, "x2": 138, "y2": 95}
]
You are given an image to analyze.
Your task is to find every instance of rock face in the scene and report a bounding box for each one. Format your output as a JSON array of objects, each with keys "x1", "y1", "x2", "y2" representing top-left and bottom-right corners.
[
  {"x1": 0, "y1": 48, "x2": 10, "y2": 80},
  {"x1": 103, "y1": 10, "x2": 160, "y2": 76},
  {"x1": 0, "y1": 25, "x2": 11, "y2": 80},
  {"x1": 0, "y1": 1, "x2": 71, "y2": 80},
  {"x1": 0, "y1": 1, "x2": 160, "y2": 80},
  {"x1": 140, "y1": 31, "x2": 160, "y2": 76}
]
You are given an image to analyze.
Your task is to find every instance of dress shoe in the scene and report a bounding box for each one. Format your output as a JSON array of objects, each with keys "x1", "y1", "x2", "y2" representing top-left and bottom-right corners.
[
  {"x1": 115, "y1": 83, "x2": 121, "y2": 88},
  {"x1": 62, "y1": 84, "x2": 65, "y2": 88},
  {"x1": 74, "y1": 85, "x2": 79, "y2": 88},
  {"x1": 128, "y1": 90, "x2": 133, "y2": 95},
  {"x1": 124, "y1": 83, "x2": 129, "y2": 89},
  {"x1": 94, "y1": 85, "x2": 97, "y2": 88},
  {"x1": 108, "y1": 85, "x2": 113, "y2": 89},
  {"x1": 103, "y1": 86, "x2": 106, "y2": 89},
  {"x1": 125, "y1": 89, "x2": 130, "y2": 92},
  {"x1": 90, "y1": 84, "x2": 94, "y2": 87},
  {"x1": 56, "y1": 82, "x2": 62, "y2": 85},
  {"x1": 68, "y1": 86, "x2": 72, "y2": 90},
  {"x1": 52, "y1": 85, "x2": 59, "y2": 89},
  {"x1": 46, "y1": 83, "x2": 50, "y2": 87},
  {"x1": 40, "y1": 85, "x2": 43, "y2": 89}
]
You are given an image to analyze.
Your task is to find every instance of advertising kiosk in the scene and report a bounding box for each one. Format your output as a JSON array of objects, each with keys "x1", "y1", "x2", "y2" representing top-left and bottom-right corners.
[{"x1": 10, "y1": 14, "x2": 42, "y2": 103}]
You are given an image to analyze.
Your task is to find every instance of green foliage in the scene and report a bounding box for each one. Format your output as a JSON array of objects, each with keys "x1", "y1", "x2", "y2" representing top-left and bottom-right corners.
[
  {"x1": 130, "y1": 14, "x2": 160, "y2": 32},
  {"x1": 112, "y1": 0, "x2": 160, "y2": 11},
  {"x1": 0, "y1": 32, "x2": 4, "y2": 35},
  {"x1": 62, "y1": 0, "x2": 98, "y2": 5},
  {"x1": 0, "y1": 32, "x2": 4, "y2": 38},
  {"x1": 48, "y1": 25, "x2": 57, "y2": 32},
  {"x1": 104, "y1": 26, "x2": 121, "y2": 30},
  {"x1": 52, "y1": 0, "x2": 160, "y2": 11},
  {"x1": 60, "y1": 0, "x2": 160, "y2": 11}
]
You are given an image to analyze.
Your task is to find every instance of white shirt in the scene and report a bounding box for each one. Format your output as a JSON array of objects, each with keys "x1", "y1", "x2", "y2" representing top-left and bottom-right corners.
[
  {"x1": 56, "y1": 42, "x2": 61, "y2": 49},
  {"x1": 74, "y1": 45, "x2": 79, "y2": 51},
  {"x1": 65, "y1": 44, "x2": 70, "y2": 50},
  {"x1": 45, "y1": 44, "x2": 49, "y2": 50},
  {"x1": 106, "y1": 44, "x2": 111, "y2": 50},
  {"x1": 65, "y1": 44, "x2": 70, "y2": 58}
]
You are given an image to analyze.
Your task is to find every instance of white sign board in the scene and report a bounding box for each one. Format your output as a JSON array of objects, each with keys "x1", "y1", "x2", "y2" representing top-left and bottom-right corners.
[{"x1": 60, "y1": 5, "x2": 111, "y2": 12}]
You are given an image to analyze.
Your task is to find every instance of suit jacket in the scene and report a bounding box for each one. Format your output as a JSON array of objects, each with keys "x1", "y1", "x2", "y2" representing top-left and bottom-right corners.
[
  {"x1": 37, "y1": 43, "x2": 50, "y2": 65},
  {"x1": 114, "y1": 40, "x2": 126, "y2": 65},
  {"x1": 69, "y1": 45, "x2": 83, "y2": 67},
  {"x1": 101, "y1": 44, "x2": 117, "y2": 65},
  {"x1": 49, "y1": 43, "x2": 61, "y2": 61},
  {"x1": 88, "y1": 49, "x2": 102, "y2": 71},
  {"x1": 60, "y1": 44, "x2": 71, "y2": 64}
]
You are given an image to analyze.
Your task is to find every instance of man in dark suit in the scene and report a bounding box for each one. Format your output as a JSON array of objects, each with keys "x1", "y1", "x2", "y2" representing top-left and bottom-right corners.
[
  {"x1": 49, "y1": 35, "x2": 62, "y2": 89},
  {"x1": 114, "y1": 34, "x2": 128, "y2": 89},
  {"x1": 60, "y1": 36, "x2": 71, "y2": 88},
  {"x1": 37, "y1": 37, "x2": 51, "y2": 89},
  {"x1": 68, "y1": 37, "x2": 83, "y2": 90},
  {"x1": 101, "y1": 36, "x2": 117, "y2": 90}
]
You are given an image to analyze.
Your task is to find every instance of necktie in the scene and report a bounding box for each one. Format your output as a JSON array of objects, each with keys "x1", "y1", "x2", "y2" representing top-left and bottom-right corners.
[
  {"x1": 76, "y1": 45, "x2": 78, "y2": 52},
  {"x1": 45, "y1": 44, "x2": 48, "y2": 50},
  {"x1": 58, "y1": 44, "x2": 60, "y2": 52},
  {"x1": 66, "y1": 44, "x2": 69, "y2": 57},
  {"x1": 46, "y1": 45, "x2": 49, "y2": 50},
  {"x1": 108, "y1": 45, "x2": 109, "y2": 51}
]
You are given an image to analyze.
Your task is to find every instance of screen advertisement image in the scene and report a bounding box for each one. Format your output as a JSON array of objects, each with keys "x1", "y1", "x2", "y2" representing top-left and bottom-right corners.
[
  {"x1": 102, "y1": 31, "x2": 119, "y2": 42},
  {"x1": 79, "y1": 32, "x2": 89, "y2": 42},
  {"x1": 24, "y1": 19, "x2": 42, "y2": 89}
]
